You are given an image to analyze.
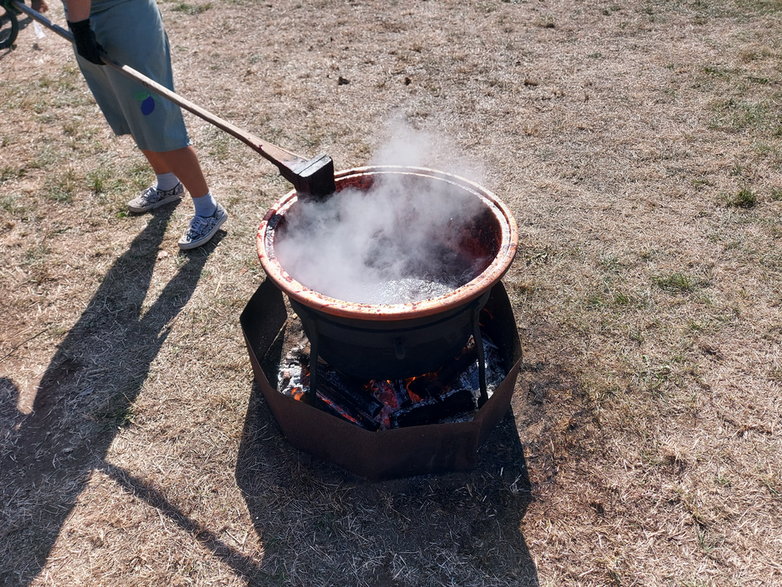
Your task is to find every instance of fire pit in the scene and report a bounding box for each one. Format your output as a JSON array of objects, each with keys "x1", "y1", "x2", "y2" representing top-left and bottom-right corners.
[
  {"x1": 240, "y1": 280, "x2": 521, "y2": 480},
  {"x1": 242, "y1": 165, "x2": 521, "y2": 479}
]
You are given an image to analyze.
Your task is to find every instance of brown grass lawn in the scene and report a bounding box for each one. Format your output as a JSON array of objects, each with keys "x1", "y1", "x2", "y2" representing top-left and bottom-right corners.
[{"x1": 2, "y1": 0, "x2": 781, "y2": 585}]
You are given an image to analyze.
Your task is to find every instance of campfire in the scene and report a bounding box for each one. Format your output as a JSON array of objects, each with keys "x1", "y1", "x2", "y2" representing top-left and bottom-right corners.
[
  {"x1": 277, "y1": 320, "x2": 508, "y2": 431},
  {"x1": 242, "y1": 166, "x2": 521, "y2": 480}
]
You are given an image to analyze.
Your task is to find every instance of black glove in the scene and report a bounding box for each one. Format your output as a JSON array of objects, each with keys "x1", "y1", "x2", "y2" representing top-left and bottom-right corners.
[{"x1": 67, "y1": 18, "x2": 104, "y2": 65}]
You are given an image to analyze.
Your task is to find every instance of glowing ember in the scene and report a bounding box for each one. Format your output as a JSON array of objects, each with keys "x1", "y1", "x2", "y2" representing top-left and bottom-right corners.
[{"x1": 277, "y1": 333, "x2": 506, "y2": 430}]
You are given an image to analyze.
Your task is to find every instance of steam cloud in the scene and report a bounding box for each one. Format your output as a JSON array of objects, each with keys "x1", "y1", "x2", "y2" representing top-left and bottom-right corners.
[{"x1": 274, "y1": 123, "x2": 489, "y2": 305}]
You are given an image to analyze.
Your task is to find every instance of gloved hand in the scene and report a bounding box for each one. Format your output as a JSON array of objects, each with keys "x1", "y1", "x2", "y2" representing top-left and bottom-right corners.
[{"x1": 67, "y1": 18, "x2": 104, "y2": 65}]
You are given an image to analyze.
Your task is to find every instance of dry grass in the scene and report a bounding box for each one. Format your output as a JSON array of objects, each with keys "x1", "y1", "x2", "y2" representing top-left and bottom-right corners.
[{"x1": 2, "y1": 0, "x2": 781, "y2": 585}]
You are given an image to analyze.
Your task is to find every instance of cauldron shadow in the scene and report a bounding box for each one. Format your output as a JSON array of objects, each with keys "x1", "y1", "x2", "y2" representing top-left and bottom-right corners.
[
  {"x1": 234, "y1": 302, "x2": 539, "y2": 586},
  {"x1": 0, "y1": 205, "x2": 221, "y2": 585}
]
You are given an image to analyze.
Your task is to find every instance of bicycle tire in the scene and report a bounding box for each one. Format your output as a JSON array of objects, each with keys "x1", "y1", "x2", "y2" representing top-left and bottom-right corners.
[{"x1": 0, "y1": 5, "x2": 19, "y2": 49}]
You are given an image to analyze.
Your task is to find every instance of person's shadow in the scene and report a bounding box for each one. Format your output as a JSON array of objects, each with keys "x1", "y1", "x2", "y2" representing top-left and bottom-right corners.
[
  {"x1": 0, "y1": 205, "x2": 219, "y2": 585},
  {"x1": 234, "y1": 286, "x2": 539, "y2": 585}
]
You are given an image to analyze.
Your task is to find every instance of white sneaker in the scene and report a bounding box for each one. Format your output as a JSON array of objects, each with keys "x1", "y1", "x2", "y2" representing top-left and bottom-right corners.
[
  {"x1": 127, "y1": 183, "x2": 184, "y2": 214},
  {"x1": 178, "y1": 203, "x2": 228, "y2": 250}
]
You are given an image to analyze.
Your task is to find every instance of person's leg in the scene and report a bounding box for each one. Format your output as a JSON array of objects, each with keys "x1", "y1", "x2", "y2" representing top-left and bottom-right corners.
[
  {"x1": 142, "y1": 147, "x2": 208, "y2": 199},
  {"x1": 128, "y1": 146, "x2": 215, "y2": 214},
  {"x1": 139, "y1": 147, "x2": 226, "y2": 249},
  {"x1": 142, "y1": 147, "x2": 219, "y2": 220},
  {"x1": 138, "y1": 146, "x2": 226, "y2": 249}
]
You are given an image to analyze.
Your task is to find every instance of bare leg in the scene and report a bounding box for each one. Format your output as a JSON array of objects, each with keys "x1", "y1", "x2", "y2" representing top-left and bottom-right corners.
[
  {"x1": 142, "y1": 146, "x2": 209, "y2": 199},
  {"x1": 138, "y1": 146, "x2": 225, "y2": 249}
]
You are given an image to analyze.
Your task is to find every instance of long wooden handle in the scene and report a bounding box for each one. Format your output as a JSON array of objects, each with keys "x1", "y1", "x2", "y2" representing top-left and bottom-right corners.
[
  {"x1": 13, "y1": 1, "x2": 310, "y2": 176},
  {"x1": 105, "y1": 61, "x2": 305, "y2": 168}
]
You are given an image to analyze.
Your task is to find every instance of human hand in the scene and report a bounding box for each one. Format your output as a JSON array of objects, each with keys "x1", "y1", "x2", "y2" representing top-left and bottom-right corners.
[
  {"x1": 67, "y1": 18, "x2": 103, "y2": 65},
  {"x1": 31, "y1": 0, "x2": 49, "y2": 12}
]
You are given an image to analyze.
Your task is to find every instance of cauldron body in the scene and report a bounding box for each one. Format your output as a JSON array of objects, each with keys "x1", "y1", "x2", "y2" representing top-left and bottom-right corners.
[{"x1": 256, "y1": 166, "x2": 518, "y2": 379}]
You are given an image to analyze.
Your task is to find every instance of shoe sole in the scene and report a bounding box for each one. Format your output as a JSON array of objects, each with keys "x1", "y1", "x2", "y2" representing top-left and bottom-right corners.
[
  {"x1": 178, "y1": 211, "x2": 228, "y2": 250},
  {"x1": 127, "y1": 194, "x2": 182, "y2": 215}
]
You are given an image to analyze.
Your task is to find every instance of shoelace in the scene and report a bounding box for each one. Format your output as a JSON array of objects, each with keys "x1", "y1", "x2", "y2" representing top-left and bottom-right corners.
[
  {"x1": 186, "y1": 215, "x2": 211, "y2": 238},
  {"x1": 143, "y1": 184, "x2": 180, "y2": 203},
  {"x1": 141, "y1": 186, "x2": 159, "y2": 203}
]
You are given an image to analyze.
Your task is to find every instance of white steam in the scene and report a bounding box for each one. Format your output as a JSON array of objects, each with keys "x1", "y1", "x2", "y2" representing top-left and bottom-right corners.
[
  {"x1": 368, "y1": 116, "x2": 486, "y2": 181},
  {"x1": 273, "y1": 123, "x2": 490, "y2": 305}
]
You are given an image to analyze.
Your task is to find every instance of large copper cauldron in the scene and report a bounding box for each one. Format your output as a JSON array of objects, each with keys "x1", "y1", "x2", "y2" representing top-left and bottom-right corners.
[{"x1": 256, "y1": 166, "x2": 518, "y2": 380}]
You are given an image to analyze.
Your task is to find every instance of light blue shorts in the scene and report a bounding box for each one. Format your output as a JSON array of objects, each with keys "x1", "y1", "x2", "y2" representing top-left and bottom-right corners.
[{"x1": 73, "y1": 0, "x2": 190, "y2": 152}]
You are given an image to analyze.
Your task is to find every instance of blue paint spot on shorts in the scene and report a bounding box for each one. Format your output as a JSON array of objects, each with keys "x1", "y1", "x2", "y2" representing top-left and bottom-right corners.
[{"x1": 140, "y1": 96, "x2": 155, "y2": 115}]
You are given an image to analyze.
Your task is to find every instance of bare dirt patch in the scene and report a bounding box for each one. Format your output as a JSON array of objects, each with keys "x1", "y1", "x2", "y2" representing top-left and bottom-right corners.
[{"x1": 2, "y1": 0, "x2": 781, "y2": 585}]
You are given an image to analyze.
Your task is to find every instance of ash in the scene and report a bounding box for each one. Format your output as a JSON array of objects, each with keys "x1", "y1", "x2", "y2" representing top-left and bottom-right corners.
[{"x1": 277, "y1": 333, "x2": 507, "y2": 431}]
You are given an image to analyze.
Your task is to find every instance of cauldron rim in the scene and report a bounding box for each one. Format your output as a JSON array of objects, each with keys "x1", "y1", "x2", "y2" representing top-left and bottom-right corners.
[{"x1": 256, "y1": 165, "x2": 518, "y2": 322}]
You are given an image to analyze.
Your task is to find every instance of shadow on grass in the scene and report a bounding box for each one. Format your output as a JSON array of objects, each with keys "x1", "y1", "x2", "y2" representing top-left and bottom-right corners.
[
  {"x1": 232, "y1": 283, "x2": 538, "y2": 585},
  {"x1": 95, "y1": 461, "x2": 263, "y2": 580},
  {"x1": 0, "y1": 205, "x2": 221, "y2": 586}
]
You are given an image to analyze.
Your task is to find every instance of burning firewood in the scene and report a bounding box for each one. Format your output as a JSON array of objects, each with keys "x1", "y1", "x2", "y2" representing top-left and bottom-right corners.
[{"x1": 278, "y1": 328, "x2": 506, "y2": 431}]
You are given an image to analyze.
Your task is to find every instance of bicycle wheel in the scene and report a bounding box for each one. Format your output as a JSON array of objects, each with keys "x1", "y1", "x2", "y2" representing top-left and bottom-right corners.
[{"x1": 0, "y1": 4, "x2": 19, "y2": 49}]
